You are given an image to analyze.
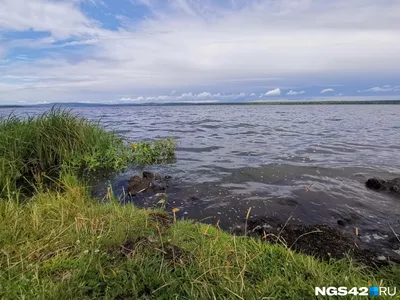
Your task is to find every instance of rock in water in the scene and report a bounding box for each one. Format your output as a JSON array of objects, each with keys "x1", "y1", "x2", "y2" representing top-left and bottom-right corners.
[
  {"x1": 365, "y1": 177, "x2": 400, "y2": 194},
  {"x1": 388, "y1": 178, "x2": 400, "y2": 193},
  {"x1": 128, "y1": 175, "x2": 151, "y2": 196},
  {"x1": 365, "y1": 178, "x2": 387, "y2": 190},
  {"x1": 128, "y1": 172, "x2": 168, "y2": 196},
  {"x1": 143, "y1": 171, "x2": 161, "y2": 180}
]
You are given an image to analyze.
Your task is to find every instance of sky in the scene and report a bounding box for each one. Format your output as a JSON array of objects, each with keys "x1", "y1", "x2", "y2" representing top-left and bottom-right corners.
[{"x1": 0, "y1": 0, "x2": 400, "y2": 105}]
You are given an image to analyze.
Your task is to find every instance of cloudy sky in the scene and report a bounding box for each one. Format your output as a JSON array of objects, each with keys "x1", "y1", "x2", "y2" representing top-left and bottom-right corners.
[{"x1": 0, "y1": 0, "x2": 399, "y2": 104}]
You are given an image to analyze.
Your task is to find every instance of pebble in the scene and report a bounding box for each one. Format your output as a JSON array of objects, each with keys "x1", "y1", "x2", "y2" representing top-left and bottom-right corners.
[{"x1": 337, "y1": 219, "x2": 346, "y2": 227}]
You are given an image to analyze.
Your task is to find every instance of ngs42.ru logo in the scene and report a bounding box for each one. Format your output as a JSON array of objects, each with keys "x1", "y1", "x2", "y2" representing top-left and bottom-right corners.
[{"x1": 315, "y1": 286, "x2": 397, "y2": 297}]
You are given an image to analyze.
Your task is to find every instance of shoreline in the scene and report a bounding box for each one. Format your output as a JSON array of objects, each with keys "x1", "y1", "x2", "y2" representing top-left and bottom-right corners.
[
  {"x1": 113, "y1": 170, "x2": 400, "y2": 267},
  {"x1": 1, "y1": 99, "x2": 400, "y2": 108},
  {"x1": 1, "y1": 109, "x2": 399, "y2": 298},
  {"x1": 125, "y1": 194, "x2": 400, "y2": 268}
]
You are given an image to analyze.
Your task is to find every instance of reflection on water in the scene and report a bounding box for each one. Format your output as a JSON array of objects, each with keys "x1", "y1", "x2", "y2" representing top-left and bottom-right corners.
[{"x1": 2, "y1": 104, "x2": 400, "y2": 255}]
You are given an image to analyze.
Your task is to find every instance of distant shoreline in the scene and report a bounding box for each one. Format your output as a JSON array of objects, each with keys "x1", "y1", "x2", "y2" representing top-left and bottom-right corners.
[{"x1": 1, "y1": 99, "x2": 400, "y2": 108}]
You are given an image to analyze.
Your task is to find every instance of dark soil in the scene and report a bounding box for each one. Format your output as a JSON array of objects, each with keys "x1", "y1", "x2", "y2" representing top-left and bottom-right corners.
[
  {"x1": 233, "y1": 217, "x2": 400, "y2": 268},
  {"x1": 163, "y1": 243, "x2": 191, "y2": 264},
  {"x1": 120, "y1": 237, "x2": 150, "y2": 257},
  {"x1": 149, "y1": 211, "x2": 171, "y2": 228}
]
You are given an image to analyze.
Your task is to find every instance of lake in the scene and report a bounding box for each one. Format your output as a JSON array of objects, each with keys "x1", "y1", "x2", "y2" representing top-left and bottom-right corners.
[{"x1": 2, "y1": 104, "x2": 400, "y2": 256}]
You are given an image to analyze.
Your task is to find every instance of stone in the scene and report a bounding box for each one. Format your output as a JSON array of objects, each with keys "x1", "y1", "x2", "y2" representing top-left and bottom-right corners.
[
  {"x1": 187, "y1": 195, "x2": 200, "y2": 201},
  {"x1": 143, "y1": 171, "x2": 162, "y2": 180},
  {"x1": 365, "y1": 178, "x2": 387, "y2": 190},
  {"x1": 388, "y1": 178, "x2": 400, "y2": 193},
  {"x1": 365, "y1": 177, "x2": 400, "y2": 195},
  {"x1": 128, "y1": 172, "x2": 168, "y2": 196},
  {"x1": 127, "y1": 175, "x2": 151, "y2": 196}
]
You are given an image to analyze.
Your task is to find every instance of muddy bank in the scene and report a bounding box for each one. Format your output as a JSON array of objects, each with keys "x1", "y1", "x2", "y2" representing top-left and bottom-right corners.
[
  {"x1": 233, "y1": 217, "x2": 400, "y2": 268},
  {"x1": 98, "y1": 171, "x2": 400, "y2": 267}
]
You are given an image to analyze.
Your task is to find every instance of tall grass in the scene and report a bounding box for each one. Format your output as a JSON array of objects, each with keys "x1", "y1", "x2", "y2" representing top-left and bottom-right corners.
[{"x1": 0, "y1": 108, "x2": 176, "y2": 199}]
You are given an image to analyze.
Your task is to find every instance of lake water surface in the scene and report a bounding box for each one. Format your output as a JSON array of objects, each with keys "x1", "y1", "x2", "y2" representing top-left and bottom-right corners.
[{"x1": 3, "y1": 104, "x2": 400, "y2": 256}]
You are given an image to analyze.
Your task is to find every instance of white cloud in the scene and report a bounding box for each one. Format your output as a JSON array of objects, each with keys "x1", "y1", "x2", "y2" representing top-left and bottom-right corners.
[
  {"x1": 368, "y1": 87, "x2": 390, "y2": 92},
  {"x1": 358, "y1": 85, "x2": 400, "y2": 92},
  {"x1": 287, "y1": 90, "x2": 305, "y2": 95},
  {"x1": 1, "y1": 0, "x2": 400, "y2": 103},
  {"x1": 265, "y1": 88, "x2": 281, "y2": 96},
  {"x1": 320, "y1": 88, "x2": 335, "y2": 94},
  {"x1": 0, "y1": 0, "x2": 102, "y2": 39},
  {"x1": 196, "y1": 92, "x2": 213, "y2": 98},
  {"x1": 249, "y1": 95, "x2": 400, "y2": 103},
  {"x1": 120, "y1": 92, "x2": 247, "y2": 103},
  {"x1": 250, "y1": 93, "x2": 256, "y2": 96}
]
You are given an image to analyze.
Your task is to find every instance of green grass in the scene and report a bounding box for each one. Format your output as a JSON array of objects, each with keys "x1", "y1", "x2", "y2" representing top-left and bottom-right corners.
[
  {"x1": 0, "y1": 109, "x2": 399, "y2": 299},
  {"x1": 0, "y1": 180, "x2": 399, "y2": 299},
  {"x1": 0, "y1": 107, "x2": 176, "y2": 199}
]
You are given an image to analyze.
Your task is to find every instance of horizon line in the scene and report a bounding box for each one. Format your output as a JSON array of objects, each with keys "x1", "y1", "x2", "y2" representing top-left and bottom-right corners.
[{"x1": 2, "y1": 99, "x2": 400, "y2": 108}]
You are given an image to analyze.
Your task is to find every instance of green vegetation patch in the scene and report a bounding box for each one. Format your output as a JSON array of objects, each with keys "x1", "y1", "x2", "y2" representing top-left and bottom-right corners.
[
  {"x1": 1, "y1": 184, "x2": 399, "y2": 299},
  {"x1": 0, "y1": 108, "x2": 176, "y2": 199}
]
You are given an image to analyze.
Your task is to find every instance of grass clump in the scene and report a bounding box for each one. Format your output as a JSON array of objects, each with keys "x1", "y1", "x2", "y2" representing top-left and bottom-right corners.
[
  {"x1": 0, "y1": 108, "x2": 176, "y2": 199},
  {"x1": 131, "y1": 138, "x2": 177, "y2": 166},
  {"x1": 0, "y1": 181, "x2": 399, "y2": 299}
]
